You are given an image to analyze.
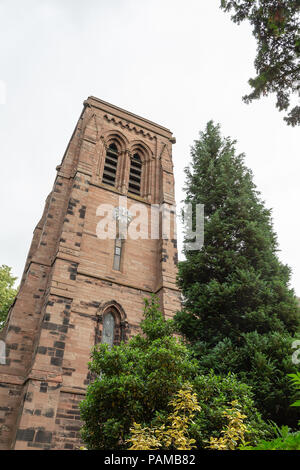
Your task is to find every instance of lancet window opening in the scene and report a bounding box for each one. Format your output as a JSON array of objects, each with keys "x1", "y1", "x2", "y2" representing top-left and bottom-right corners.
[
  {"x1": 128, "y1": 153, "x2": 142, "y2": 196},
  {"x1": 102, "y1": 143, "x2": 119, "y2": 187},
  {"x1": 113, "y1": 238, "x2": 123, "y2": 271}
]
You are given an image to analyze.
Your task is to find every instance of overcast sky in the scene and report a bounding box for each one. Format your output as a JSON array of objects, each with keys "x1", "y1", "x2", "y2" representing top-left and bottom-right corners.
[{"x1": 0, "y1": 0, "x2": 299, "y2": 293}]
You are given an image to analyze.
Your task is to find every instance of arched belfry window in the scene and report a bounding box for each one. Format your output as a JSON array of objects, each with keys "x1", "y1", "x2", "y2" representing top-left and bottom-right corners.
[
  {"x1": 101, "y1": 312, "x2": 115, "y2": 348},
  {"x1": 102, "y1": 143, "x2": 119, "y2": 187},
  {"x1": 128, "y1": 153, "x2": 142, "y2": 196}
]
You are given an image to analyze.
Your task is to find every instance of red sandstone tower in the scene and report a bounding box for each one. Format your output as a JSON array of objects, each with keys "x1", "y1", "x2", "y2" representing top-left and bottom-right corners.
[{"x1": 0, "y1": 97, "x2": 180, "y2": 450}]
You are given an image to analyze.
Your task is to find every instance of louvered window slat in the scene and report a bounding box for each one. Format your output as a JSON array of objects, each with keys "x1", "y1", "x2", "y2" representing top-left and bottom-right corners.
[
  {"x1": 128, "y1": 153, "x2": 142, "y2": 196},
  {"x1": 102, "y1": 143, "x2": 118, "y2": 187}
]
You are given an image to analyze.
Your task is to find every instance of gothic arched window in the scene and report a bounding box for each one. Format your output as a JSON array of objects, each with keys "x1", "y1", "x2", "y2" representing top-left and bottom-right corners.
[
  {"x1": 102, "y1": 143, "x2": 119, "y2": 187},
  {"x1": 113, "y1": 238, "x2": 123, "y2": 271},
  {"x1": 95, "y1": 304, "x2": 127, "y2": 348},
  {"x1": 128, "y1": 153, "x2": 142, "y2": 196},
  {"x1": 101, "y1": 312, "x2": 115, "y2": 348}
]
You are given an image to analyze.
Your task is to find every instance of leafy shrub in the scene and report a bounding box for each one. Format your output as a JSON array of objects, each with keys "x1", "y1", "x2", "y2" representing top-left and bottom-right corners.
[
  {"x1": 189, "y1": 371, "x2": 273, "y2": 448},
  {"x1": 243, "y1": 429, "x2": 300, "y2": 450},
  {"x1": 80, "y1": 297, "x2": 271, "y2": 449},
  {"x1": 127, "y1": 384, "x2": 201, "y2": 450},
  {"x1": 79, "y1": 297, "x2": 198, "y2": 449},
  {"x1": 242, "y1": 373, "x2": 300, "y2": 450},
  {"x1": 206, "y1": 400, "x2": 248, "y2": 450}
]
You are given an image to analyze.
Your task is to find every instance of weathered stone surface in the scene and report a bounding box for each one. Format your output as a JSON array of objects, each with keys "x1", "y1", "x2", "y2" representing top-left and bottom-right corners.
[{"x1": 0, "y1": 97, "x2": 181, "y2": 450}]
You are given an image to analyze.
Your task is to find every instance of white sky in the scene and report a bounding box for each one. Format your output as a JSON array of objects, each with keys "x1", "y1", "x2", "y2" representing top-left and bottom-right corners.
[{"x1": 0, "y1": 0, "x2": 299, "y2": 293}]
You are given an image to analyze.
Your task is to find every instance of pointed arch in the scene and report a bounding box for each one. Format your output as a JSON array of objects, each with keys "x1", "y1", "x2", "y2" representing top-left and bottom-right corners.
[
  {"x1": 128, "y1": 141, "x2": 152, "y2": 199},
  {"x1": 129, "y1": 139, "x2": 153, "y2": 162},
  {"x1": 95, "y1": 301, "x2": 128, "y2": 346},
  {"x1": 102, "y1": 130, "x2": 129, "y2": 154},
  {"x1": 101, "y1": 131, "x2": 129, "y2": 190}
]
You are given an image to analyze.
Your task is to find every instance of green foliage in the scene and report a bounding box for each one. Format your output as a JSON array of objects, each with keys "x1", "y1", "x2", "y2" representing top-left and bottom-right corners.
[
  {"x1": 206, "y1": 400, "x2": 248, "y2": 450},
  {"x1": 127, "y1": 384, "x2": 201, "y2": 450},
  {"x1": 174, "y1": 121, "x2": 300, "y2": 427},
  {"x1": 242, "y1": 373, "x2": 300, "y2": 449},
  {"x1": 220, "y1": 1, "x2": 300, "y2": 126},
  {"x1": 79, "y1": 297, "x2": 198, "y2": 449},
  {"x1": 0, "y1": 265, "x2": 17, "y2": 330},
  {"x1": 288, "y1": 372, "x2": 300, "y2": 407},
  {"x1": 80, "y1": 296, "x2": 268, "y2": 449},
  {"x1": 188, "y1": 371, "x2": 272, "y2": 448},
  {"x1": 190, "y1": 332, "x2": 300, "y2": 426},
  {"x1": 242, "y1": 430, "x2": 300, "y2": 450}
]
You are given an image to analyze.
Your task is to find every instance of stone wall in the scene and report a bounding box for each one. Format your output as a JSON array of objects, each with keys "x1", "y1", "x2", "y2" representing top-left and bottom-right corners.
[{"x1": 0, "y1": 97, "x2": 181, "y2": 450}]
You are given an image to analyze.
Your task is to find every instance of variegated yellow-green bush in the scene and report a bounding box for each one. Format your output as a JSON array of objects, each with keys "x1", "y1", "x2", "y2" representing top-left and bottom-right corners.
[
  {"x1": 127, "y1": 385, "x2": 201, "y2": 450},
  {"x1": 206, "y1": 400, "x2": 248, "y2": 450}
]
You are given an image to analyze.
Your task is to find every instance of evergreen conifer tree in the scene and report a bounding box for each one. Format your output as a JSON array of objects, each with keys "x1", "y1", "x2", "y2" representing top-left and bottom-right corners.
[
  {"x1": 220, "y1": 1, "x2": 300, "y2": 126},
  {"x1": 175, "y1": 121, "x2": 300, "y2": 426}
]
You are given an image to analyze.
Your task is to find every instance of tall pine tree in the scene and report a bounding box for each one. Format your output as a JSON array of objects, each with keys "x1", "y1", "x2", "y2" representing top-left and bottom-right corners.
[{"x1": 175, "y1": 121, "x2": 300, "y2": 427}]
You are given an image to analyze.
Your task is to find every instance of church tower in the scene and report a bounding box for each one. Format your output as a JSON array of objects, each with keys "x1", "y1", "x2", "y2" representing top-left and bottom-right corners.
[{"x1": 0, "y1": 97, "x2": 180, "y2": 450}]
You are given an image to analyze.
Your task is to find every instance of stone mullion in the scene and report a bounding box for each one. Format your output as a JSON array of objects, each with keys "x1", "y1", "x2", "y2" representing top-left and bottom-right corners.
[
  {"x1": 122, "y1": 150, "x2": 131, "y2": 194},
  {"x1": 147, "y1": 158, "x2": 153, "y2": 202},
  {"x1": 145, "y1": 158, "x2": 153, "y2": 202},
  {"x1": 140, "y1": 158, "x2": 146, "y2": 199},
  {"x1": 117, "y1": 150, "x2": 126, "y2": 193}
]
